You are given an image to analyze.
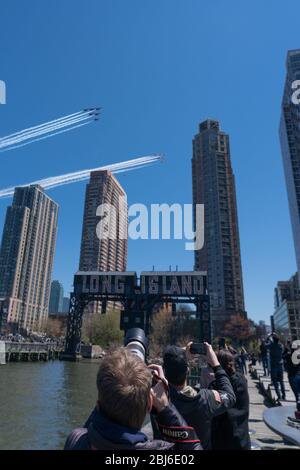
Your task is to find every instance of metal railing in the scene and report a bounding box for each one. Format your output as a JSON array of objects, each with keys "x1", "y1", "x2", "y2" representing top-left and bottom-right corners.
[{"x1": 4, "y1": 341, "x2": 59, "y2": 353}]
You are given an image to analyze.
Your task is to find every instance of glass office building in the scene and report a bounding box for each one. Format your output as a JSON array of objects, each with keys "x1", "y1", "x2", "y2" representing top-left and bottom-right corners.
[{"x1": 274, "y1": 273, "x2": 300, "y2": 341}]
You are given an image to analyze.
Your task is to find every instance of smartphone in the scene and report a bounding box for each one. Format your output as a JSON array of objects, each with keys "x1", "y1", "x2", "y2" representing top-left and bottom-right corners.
[
  {"x1": 190, "y1": 342, "x2": 206, "y2": 355},
  {"x1": 218, "y1": 337, "x2": 226, "y2": 349}
]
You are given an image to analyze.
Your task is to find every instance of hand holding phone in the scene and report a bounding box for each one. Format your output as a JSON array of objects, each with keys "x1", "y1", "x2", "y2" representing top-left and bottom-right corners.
[{"x1": 190, "y1": 342, "x2": 207, "y2": 355}]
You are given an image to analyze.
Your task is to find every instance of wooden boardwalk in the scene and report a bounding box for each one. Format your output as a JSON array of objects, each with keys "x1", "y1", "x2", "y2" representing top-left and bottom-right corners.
[{"x1": 247, "y1": 367, "x2": 298, "y2": 450}]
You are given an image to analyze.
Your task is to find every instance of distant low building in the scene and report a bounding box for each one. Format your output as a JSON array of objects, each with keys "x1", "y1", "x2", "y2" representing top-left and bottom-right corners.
[
  {"x1": 260, "y1": 320, "x2": 267, "y2": 336},
  {"x1": 274, "y1": 273, "x2": 300, "y2": 341},
  {"x1": 265, "y1": 324, "x2": 272, "y2": 335},
  {"x1": 256, "y1": 320, "x2": 271, "y2": 338}
]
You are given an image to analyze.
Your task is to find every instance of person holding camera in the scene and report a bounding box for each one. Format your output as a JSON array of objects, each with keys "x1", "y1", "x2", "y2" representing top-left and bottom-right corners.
[
  {"x1": 154, "y1": 342, "x2": 236, "y2": 450},
  {"x1": 211, "y1": 349, "x2": 251, "y2": 450},
  {"x1": 64, "y1": 347, "x2": 202, "y2": 450}
]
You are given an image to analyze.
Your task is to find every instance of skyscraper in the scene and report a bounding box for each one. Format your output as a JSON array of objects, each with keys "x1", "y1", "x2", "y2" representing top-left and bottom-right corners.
[
  {"x1": 79, "y1": 170, "x2": 128, "y2": 314},
  {"x1": 79, "y1": 170, "x2": 128, "y2": 271},
  {"x1": 49, "y1": 280, "x2": 64, "y2": 313},
  {"x1": 192, "y1": 119, "x2": 246, "y2": 334},
  {"x1": 0, "y1": 185, "x2": 58, "y2": 333},
  {"x1": 280, "y1": 49, "x2": 300, "y2": 284}
]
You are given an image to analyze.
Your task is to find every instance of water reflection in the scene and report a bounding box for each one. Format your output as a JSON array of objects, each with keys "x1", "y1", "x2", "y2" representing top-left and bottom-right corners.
[{"x1": 0, "y1": 360, "x2": 100, "y2": 450}]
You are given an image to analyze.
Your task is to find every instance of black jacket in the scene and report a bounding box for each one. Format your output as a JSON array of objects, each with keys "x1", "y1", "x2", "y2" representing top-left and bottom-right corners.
[
  {"x1": 269, "y1": 342, "x2": 284, "y2": 367},
  {"x1": 283, "y1": 349, "x2": 300, "y2": 377},
  {"x1": 152, "y1": 365, "x2": 236, "y2": 450},
  {"x1": 211, "y1": 371, "x2": 251, "y2": 450},
  {"x1": 64, "y1": 403, "x2": 202, "y2": 451},
  {"x1": 260, "y1": 343, "x2": 267, "y2": 357}
]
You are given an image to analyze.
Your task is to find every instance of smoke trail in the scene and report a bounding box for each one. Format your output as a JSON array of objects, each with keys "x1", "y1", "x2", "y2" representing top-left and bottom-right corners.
[
  {"x1": 0, "y1": 109, "x2": 95, "y2": 143},
  {"x1": 0, "y1": 155, "x2": 162, "y2": 198},
  {"x1": 33, "y1": 156, "x2": 160, "y2": 188},
  {"x1": 39, "y1": 156, "x2": 160, "y2": 185},
  {"x1": 0, "y1": 109, "x2": 99, "y2": 151},
  {"x1": 0, "y1": 115, "x2": 93, "y2": 151},
  {"x1": 0, "y1": 122, "x2": 91, "y2": 153},
  {"x1": 0, "y1": 113, "x2": 96, "y2": 150}
]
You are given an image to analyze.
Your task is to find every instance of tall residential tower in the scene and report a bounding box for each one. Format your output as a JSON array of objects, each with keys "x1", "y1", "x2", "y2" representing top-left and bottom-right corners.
[
  {"x1": 0, "y1": 185, "x2": 58, "y2": 333},
  {"x1": 192, "y1": 119, "x2": 246, "y2": 334},
  {"x1": 279, "y1": 49, "x2": 300, "y2": 284},
  {"x1": 79, "y1": 170, "x2": 128, "y2": 273},
  {"x1": 78, "y1": 170, "x2": 128, "y2": 314}
]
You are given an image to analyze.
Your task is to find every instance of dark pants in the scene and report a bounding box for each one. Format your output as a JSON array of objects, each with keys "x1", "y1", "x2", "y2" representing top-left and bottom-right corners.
[
  {"x1": 241, "y1": 360, "x2": 247, "y2": 375},
  {"x1": 289, "y1": 375, "x2": 300, "y2": 403},
  {"x1": 262, "y1": 355, "x2": 269, "y2": 376},
  {"x1": 271, "y1": 365, "x2": 285, "y2": 400}
]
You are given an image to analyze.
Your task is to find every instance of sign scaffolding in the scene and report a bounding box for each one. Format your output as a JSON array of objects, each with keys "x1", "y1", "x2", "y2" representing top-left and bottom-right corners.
[{"x1": 62, "y1": 271, "x2": 211, "y2": 360}]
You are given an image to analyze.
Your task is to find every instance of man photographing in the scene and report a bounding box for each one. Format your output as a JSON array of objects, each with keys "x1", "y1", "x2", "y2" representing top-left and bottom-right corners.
[
  {"x1": 157, "y1": 342, "x2": 236, "y2": 450},
  {"x1": 64, "y1": 347, "x2": 202, "y2": 450}
]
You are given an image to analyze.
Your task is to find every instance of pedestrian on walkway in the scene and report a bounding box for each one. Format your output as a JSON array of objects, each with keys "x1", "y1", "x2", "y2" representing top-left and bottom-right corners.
[
  {"x1": 260, "y1": 340, "x2": 269, "y2": 376},
  {"x1": 269, "y1": 333, "x2": 286, "y2": 402},
  {"x1": 240, "y1": 348, "x2": 248, "y2": 375}
]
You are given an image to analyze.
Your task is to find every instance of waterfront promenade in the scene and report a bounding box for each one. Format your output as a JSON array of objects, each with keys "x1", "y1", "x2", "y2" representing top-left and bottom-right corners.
[
  {"x1": 247, "y1": 367, "x2": 298, "y2": 449},
  {"x1": 142, "y1": 364, "x2": 299, "y2": 450}
]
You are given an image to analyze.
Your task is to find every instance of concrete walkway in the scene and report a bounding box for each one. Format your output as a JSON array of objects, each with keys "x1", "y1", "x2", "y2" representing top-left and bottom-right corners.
[
  {"x1": 247, "y1": 368, "x2": 298, "y2": 449},
  {"x1": 143, "y1": 366, "x2": 299, "y2": 450}
]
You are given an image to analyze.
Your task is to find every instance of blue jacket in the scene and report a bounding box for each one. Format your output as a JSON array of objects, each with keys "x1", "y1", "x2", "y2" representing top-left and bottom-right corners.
[{"x1": 64, "y1": 404, "x2": 202, "y2": 451}]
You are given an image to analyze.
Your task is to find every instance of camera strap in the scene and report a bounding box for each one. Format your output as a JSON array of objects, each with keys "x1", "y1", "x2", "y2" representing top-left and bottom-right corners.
[{"x1": 157, "y1": 423, "x2": 200, "y2": 443}]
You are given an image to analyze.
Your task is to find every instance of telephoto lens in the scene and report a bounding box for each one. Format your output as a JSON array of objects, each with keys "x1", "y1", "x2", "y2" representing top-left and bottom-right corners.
[{"x1": 124, "y1": 328, "x2": 149, "y2": 362}]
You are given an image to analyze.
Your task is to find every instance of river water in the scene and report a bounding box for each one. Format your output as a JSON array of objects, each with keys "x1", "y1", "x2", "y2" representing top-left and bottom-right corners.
[{"x1": 0, "y1": 360, "x2": 100, "y2": 450}]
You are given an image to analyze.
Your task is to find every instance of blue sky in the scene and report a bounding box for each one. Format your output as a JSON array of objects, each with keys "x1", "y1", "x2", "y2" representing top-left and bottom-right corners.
[{"x1": 0, "y1": 0, "x2": 299, "y2": 323}]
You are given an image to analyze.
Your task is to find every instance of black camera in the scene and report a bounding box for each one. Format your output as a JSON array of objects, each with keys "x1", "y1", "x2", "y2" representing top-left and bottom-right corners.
[
  {"x1": 124, "y1": 327, "x2": 149, "y2": 362},
  {"x1": 190, "y1": 342, "x2": 206, "y2": 355}
]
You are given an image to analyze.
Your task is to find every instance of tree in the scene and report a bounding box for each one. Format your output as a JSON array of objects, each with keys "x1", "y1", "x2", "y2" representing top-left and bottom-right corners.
[
  {"x1": 223, "y1": 314, "x2": 252, "y2": 346},
  {"x1": 45, "y1": 317, "x2": 65, "y2": 337},
  {"x1": 149, "y1": 307, "x2": 197, "y2": 359},
  {"x1": 149, "y1": 309, "x2": 173, "y2": 358},
  {"x1": 81, "y1": 310, "x2": 123, "y2": 349}
]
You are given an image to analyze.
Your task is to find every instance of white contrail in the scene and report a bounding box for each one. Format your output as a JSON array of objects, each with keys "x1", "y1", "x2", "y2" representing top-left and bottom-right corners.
[
  {"x1": 0, "y1": 109, "x2": 91, "y2": 142},
  {"x1": 0, "y1": 155, "x2": 162, "y2": 199},
  {"x1": 0, "y1": 122, "x2": 91, "y2": 153},
  {"x1": 0, "y1": 115, "x2": 94, "y2": 152},
  {"x1": 0, "y1": 112, "x2": 96, "y2": 149},
  {"x1": 0, "y1": 108, "x2": 99, "y2": 151},
  {"x1": 0, "y1": 109, "x2": 97, "y2": 144},
  {"x1": 0, "y1": 113, "x2": 92, "y2": 148}
]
